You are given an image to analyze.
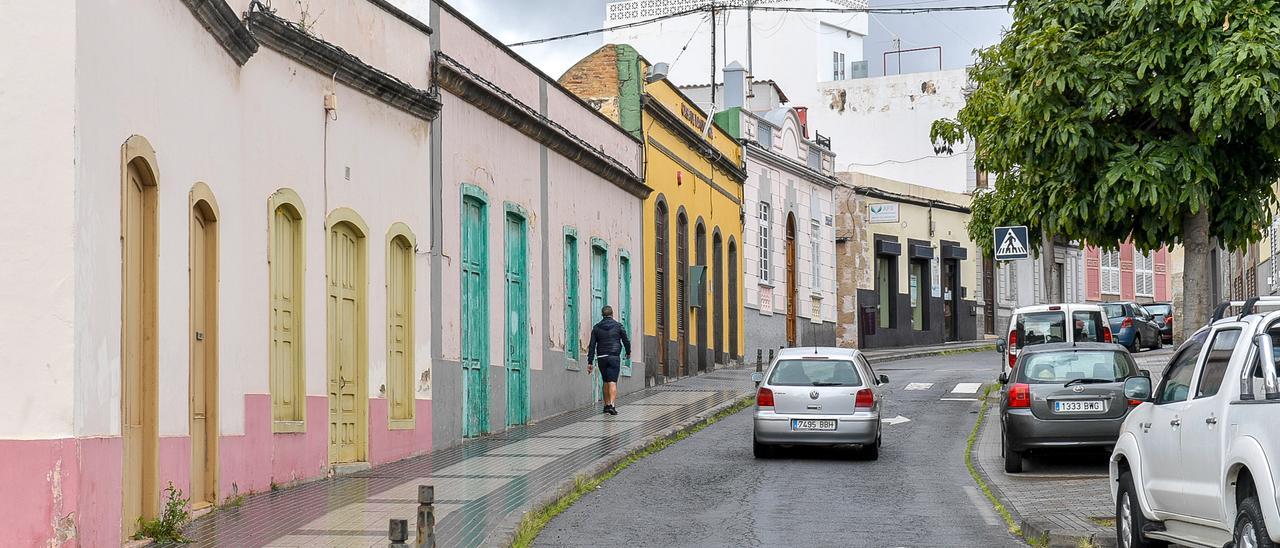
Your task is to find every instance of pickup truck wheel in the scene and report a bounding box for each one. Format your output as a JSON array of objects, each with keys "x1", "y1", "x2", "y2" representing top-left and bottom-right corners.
[
  {"x1": 1117, "y1": 472, "x2": 1167, "y2": 548},
  {"x1": 1235, "y1": 496, "x2": 1277, "y2": 548},
  {"x1": 1003, "y1": 433, "x2": 1024, "y2": 474}
]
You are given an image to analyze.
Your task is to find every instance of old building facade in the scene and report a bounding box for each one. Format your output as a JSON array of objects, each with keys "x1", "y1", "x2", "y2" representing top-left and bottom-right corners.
[
  {"x1": 561, "y1": 44, "x2": 747, "y2": 382},
  {"x1": 1085, "y1": 243, "x2": 1173, "y2": 304},
  {"x1": 834, "y1": 173, "x2": 980, "y2": 348}
]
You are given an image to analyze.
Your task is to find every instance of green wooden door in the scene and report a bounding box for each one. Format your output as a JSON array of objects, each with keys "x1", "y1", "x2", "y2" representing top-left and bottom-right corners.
[
  {"x1": 504, "y1": 212, "x2": 529, "y2": 426},
  {"x1": 461, "y1": 196, "x2": 489, "y2": 438},
  {"x1": 619, "y1": 254, "x2": 632, "y2": 376},
  {"x1": 590, "y1": 244, "x2": 608, "y2": 400}
]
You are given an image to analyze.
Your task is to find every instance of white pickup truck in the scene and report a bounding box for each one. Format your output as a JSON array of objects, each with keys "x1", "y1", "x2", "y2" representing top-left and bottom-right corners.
[{"x1": 1110, "y1": 300, "x2": 1280, "y2": 548}]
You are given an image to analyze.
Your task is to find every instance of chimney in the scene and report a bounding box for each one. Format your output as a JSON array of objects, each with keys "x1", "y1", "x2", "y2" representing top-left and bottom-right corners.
[
  {"x1": 723, "y1": 61, "x2": 746, "y2": 110},
  {"x1": 795, "y1": 106, "x2": 809, "y2": 138}
]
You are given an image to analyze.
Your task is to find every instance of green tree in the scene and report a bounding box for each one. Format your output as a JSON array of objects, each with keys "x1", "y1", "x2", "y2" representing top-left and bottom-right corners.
[{"x1": 933, "y1": 0, "x2": 1280, "y2": 333}]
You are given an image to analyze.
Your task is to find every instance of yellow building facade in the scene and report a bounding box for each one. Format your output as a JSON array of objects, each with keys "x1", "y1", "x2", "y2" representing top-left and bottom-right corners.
[{"x1": 561, "y1": 45, "x2": 746, "y2": 384}]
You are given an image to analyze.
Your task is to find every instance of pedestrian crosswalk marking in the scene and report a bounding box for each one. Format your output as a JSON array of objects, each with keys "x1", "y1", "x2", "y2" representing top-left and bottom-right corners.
[
  {"x1": 940, "y1": 397, "x2": 979, "y2": 402},
  {"x1": 904, "y1": 383, "x2": 934, "y2": 391},
  {"x1": 951, "y1": 382, "x2": 982, "y2": 394}
]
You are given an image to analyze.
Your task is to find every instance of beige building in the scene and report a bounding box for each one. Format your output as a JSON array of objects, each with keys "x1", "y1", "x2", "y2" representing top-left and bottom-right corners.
[{"x1": 834, "y1": 173, "x2": 980, "y2": 348}]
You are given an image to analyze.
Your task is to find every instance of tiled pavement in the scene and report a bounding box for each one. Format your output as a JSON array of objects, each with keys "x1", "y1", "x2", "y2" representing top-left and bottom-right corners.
[
  {"x1": 973, "y1": 347, "x2": 1175, "y2": 547},
  {"x1": 173, "y1": 369, "x2": 754, "y2": 548}
]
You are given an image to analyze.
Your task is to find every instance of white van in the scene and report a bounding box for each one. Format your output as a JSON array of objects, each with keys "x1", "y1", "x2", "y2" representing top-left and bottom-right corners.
[{"x1": 999, "y1": 304, "x2": 1113, "y2": 374}]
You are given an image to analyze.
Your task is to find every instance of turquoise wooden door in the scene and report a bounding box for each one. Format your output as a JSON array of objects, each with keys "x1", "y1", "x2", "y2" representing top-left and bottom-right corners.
[
  {"x1": 504, "y1": 212, "x2": 529, "y2": 426},
  {"x1": 619, "y1": 254, "x2": 632, "y2": 376},
  {"x1": 590, "y1": 244, "x2": 608, "y2": 400},
  {"x1": 461, "y1": 195, "x2": 489, "y2": 438}
]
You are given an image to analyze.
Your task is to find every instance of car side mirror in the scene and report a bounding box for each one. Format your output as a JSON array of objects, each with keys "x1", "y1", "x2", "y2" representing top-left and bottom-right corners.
[
  {"x1": 1124, "y1": 376, "x2": 1153, "y2": 401},
  {"x1": 879, "y1": 374, "x2": 890, "y2": 384},
  {"x1": 751, "y1": 372, "x2": 764, "y2": 383},
  {"x1": 998, "y1": 373, "x2": 1009, "y2": 385},
  {"x1": 996, "y1": 339, "x2": 1007, "y2": 353}
]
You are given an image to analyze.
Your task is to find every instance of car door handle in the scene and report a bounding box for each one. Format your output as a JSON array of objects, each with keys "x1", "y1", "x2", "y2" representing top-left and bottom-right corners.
[
  {"x1": 1206, "y1": 417, "x2": 1218, "y2": 425},
  {"x1": 1170, "y1": 418, "x2": 1182, "y2": 427}
]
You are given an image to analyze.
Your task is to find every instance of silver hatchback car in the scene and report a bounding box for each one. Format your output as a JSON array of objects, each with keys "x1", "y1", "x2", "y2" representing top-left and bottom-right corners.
[{"x1": 751, "y1": 347, "x2": 889, "y2": 459}]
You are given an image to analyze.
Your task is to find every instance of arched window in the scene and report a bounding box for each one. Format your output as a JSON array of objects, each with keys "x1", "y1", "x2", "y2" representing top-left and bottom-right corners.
[
  {"x1": 268, "y1": 188, "x2": 306, "y2": 431},
  {"x1": 386, "y1": 224, "x2": 416, "y2": 427},
  {"x1": 654, "y1": 198, "x2": 669, "y2": 376}
]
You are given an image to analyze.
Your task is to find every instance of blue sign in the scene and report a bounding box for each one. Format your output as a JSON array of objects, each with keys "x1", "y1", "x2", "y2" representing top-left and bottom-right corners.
[{"x1": 994, "y1": 226, "x2": 1030, "y2": 261}]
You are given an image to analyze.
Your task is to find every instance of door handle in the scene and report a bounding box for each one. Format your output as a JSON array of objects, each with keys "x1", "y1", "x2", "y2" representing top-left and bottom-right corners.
[
  {"x1": 1170, "y1": 418, "x2": 1182, "y2": 427},
  {"x1": 1206, "y1": 416, "x2": 1218, "y2": 425}
]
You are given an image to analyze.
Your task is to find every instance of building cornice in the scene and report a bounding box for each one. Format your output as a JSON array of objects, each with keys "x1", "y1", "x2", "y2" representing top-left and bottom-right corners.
[
  {"x1": 435, "y1": 53, "x2": 650, "y2": 200},
  {"x1": 744, "y1": 141, "x2": 838, "y2": 189},
  {"x1": 845, "y1": 184, "x2": 971, "y2": 214},
  {"x1": 647, "y1": 137, "x2": 742, "y2": 206},
  {"x1": 247, "y1": 7, "x2": 442, "y2": 122},
  {"x1": 182, "y1": 0, "x2": 258, "y2": 65},
  {"x1": 642, "y1": 95, "x2": 748, "y2": 183}
]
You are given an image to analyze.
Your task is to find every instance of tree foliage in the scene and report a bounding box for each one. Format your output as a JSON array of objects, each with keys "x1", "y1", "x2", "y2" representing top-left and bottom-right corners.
[{"x1": 934, "y1": 0, "x2": 1280, "y2": 254}]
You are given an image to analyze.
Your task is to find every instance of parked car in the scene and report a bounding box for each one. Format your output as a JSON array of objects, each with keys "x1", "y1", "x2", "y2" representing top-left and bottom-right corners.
[
  {"x1": 1000, "y1": 304, "x2": 1113, "y2": 375},
  {"x1": 752, "y1": 347, "x2": 888, "y2": 460},
  {"x1": 998, "y1": 343, "x2": 1146, "y2": 473},
  {"x1": 1102, "y1": 302, "x2": 1163, "y2": 353},
  {"x1": 1144, "y1": 303, "x2": 1175, "y2": 344},
  {"x1": 1110, "y1": 300, "x2": 1280, "y2": 548}
]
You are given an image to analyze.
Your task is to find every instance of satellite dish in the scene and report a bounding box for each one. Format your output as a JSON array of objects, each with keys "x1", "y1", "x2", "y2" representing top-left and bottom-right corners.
[{"x1": 646, "y1": 62, "x2": 670, "y2": 84}]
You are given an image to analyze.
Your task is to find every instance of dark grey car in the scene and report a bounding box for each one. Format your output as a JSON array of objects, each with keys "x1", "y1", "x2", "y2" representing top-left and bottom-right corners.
[{"x1": 998, "y1": 343, "x2": 1145, "y2": 473}]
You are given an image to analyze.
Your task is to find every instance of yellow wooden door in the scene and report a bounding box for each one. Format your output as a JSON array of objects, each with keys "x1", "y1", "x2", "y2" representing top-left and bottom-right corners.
[
  {"x1": 122, "y1": 162, "x2": 158, "y2": 536},
  {"x1": 328, "y1": 223, "x2": 364, "y2": 463},
  {"x1": 190, "y1": 205, "x2": 217, "y2": 508}
]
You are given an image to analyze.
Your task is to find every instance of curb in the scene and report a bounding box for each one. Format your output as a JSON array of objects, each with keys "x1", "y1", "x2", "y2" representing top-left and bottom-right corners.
[{"x1": 495, "y1": 390, "x2": 755, "y2": 547}]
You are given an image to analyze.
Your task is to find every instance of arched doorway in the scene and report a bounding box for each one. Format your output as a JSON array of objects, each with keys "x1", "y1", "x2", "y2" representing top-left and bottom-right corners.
[
  {"x1": 327, "y1": 209, "x2": 369, "y2": 464},
  {"x1": 189, "y1": 183, "x2": 219, "y2": 510},
  {"x1": 712, "y1": 230, "x2": 723, "y2": 365},
  {"x1": 695, "y1": 220, "x2": 707, "y2": 373},
  {"x1": 504, "y1": 209, "x2": 529, "y2": 426},
  {"x1": 728, "y1": 239, "x2": 739, "y2": 361},
  {"x1": 461, "y1": 188, "x2": 489, "y2": 437},
  {"x1": 785, "y1": 213, "x2": 798, "y2": 347},
  {"x1": 676, "y1": 211, "x2": 689, "y2": 377},
  {"x1": 653, "y1": 199, "x2": 668, "y2": 383},
  {"x1": 121, "y1": 136, "x2": 160, "y2": 539}
]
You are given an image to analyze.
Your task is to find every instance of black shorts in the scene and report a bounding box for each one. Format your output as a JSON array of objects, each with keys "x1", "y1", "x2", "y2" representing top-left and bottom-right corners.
[{"x1": 596, "y1": 355, "x2": 621, "y2": 383}]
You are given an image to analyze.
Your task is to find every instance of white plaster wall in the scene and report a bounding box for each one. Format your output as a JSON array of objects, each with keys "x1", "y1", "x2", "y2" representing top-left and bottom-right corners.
[
  {"x1": 816, "y1": 70, "x2": 972, "y2": 194},
  {"x1": 73, "y1": 0, "x2": 433, "y2": 438},
  {"x1": 0, "y1": 0, "x2": 77, "y2": 439}
]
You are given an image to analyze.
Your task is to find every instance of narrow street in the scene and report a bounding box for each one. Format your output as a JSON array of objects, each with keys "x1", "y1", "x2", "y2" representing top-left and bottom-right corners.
[{"x1": 537, "y1": 352, "x2": 1021, "y2": 547}]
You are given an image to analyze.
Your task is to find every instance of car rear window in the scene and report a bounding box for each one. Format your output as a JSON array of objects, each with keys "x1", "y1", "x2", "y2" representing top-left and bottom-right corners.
[
  {"x1": 1102, "y1": 304, "x2": 1126, "y2": 318},
  {"x1": 1146, "y1": 304, "x2": 1172, "y2": 316},
  {"x1": 768, "y1": 359, "x2": 862, "y2": 387},
  {"x1": 1071, "y1": 311, "x2": 1109, "y2": 343},
  {"x1": 1017, "y1": 351, "x2": 1137, "y2": 384},
  {"x1": 1017, "y1": 312, "x2": 1067, "y2": 348}
]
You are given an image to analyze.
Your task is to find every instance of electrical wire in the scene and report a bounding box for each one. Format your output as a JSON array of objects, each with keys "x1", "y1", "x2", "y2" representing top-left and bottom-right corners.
[
  {"x1": 508, "y1": 3, "x2": 1010, "y2": 47},
  {"x1": 845, "y1": 155, "x2": 960, "y2": 167}
]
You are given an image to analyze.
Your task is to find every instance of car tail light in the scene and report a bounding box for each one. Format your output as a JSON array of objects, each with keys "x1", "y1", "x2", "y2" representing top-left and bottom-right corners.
[
  {"x1": 855, "y1": 388, "x2": 875, "y2": 410},
  {"x1": 1165, "y1": 316, "x2": 1173, "y2": 326},
  {"x1": 1008, "y1": 351, "x2": 1018, "y2": 371},
  {"x1": 1008, "y1": 383, "x2": 1031, "y2": 408},
  {"x1": 1103, "y1": 327, "x2": 1113, "y2": 343},
  {"x1": 756, "y1": 387, "x2": 774, "y2": 408},
  {"x1": 1008, "y1": 329, "x2": 1018, "y2": 348},
  {"x1": 1128, "y1": 399, "x2": 1144, "y2": 407},
  {"x1": 1121, "y1": 318, "x2": 1133, "y2": 329}
]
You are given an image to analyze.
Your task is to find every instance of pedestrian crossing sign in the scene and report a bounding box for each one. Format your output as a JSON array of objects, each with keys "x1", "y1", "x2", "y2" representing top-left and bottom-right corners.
[{"x1": 994, "y1": 226, "x2": 1030, "y2": 260}]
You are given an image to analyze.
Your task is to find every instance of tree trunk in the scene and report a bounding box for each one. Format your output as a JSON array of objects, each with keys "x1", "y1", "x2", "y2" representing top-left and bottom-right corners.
[
  {"x1": 1041, "y1": 233, "x2": 1056, "y2": 303},
  {"x1": 1181, "y1": 207, "x2": 1213, "y2": 339}
]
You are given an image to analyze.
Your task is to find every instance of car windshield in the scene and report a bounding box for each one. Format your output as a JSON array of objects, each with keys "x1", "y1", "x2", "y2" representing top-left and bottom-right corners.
[
  {"x1": 1017, "y1": 312, "x2": 1066, "y2": 347},
  {"x1": 768, "y1": 359, "x2": 862, "y2": 386},
  {"x1": 1017, "y1": 351, "x2": 1136, "y2": 384},
  {"x1": 1146, "y1": 304, "x2": 1172, "y2": 316},
  {"x1": 1102, "y1": 304, "x2": 1126, "y2": 318}
]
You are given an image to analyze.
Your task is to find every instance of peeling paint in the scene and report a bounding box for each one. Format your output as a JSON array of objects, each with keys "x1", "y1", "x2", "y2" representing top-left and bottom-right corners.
[{"x1": 46, "y1": 459, "x2": 76, "y2": 547}]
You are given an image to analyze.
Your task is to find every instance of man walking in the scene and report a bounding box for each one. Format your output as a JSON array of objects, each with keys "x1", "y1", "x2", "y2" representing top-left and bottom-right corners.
[{"x1": 587, "y1": 305, "x2": 631, "y2": 415}]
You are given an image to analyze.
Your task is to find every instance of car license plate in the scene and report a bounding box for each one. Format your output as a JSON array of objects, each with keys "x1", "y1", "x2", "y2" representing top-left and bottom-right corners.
[
  {"x1": 792, "y1": 419, "x2": 836, "y2": 431},
  {"x1": 1054, "y1": 400, "x2": 1105, "y2": 413}
]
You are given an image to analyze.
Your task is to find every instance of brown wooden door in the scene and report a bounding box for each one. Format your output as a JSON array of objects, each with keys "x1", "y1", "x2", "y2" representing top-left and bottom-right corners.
[
  {"x1": 676, "y1": 213, "x2": 688, "y2": 377},
  {"x1": 712, "y1": 233, "x2": 723, "y2": 363},
  {"x1": 785, "y1": 215, "x2": 797, "y2": 347},
  {"x1": 982, "y1": 255, "x2": 995, "y2": 334},
  {"x1": 190, "y1": 202, "x2": 218, "y2": 509},
  {"x1": 695, "y1": 223, "x2": 707, "y2": 373},
  {"x1": 728, "y1": 241, "x2": 739, "y2": 360},
  {"x1": 122, "y1": 162, "x2": 159, "y2": 537},
  {"x1": 654, "y1": 202, "x2": 668, "y2": 381}
]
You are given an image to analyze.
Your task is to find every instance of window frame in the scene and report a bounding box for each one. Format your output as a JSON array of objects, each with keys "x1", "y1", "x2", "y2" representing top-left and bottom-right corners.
[
  {"x1": 1135, "y1": 251, "x2": 1155, "y2": 298},
  {"x1": 758, "y1": 200, "x2": 771, "y2": 283},
  {"x1": 1155, "y1": 330, "x2": 1209, "y2": 405},
  {"x1": 1195, "y1": 327, "x2": 1240, "y2": 400},
  {"x1": 386, "y1": 224, "x2": 417, "y2": 428},
  {"x1": 564, "y1": 228, "x2": 581, "y2": 365},
  {"x1": 1100, "y1": 249, "x2": 1121, "y2": 295}
]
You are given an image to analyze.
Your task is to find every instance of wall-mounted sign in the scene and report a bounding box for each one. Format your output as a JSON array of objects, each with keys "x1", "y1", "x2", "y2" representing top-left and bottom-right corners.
[
  {"x1": 825, "y1": 214, "x2": 834, "y2": 227},
  {"x1": 868, "y1": 203, "x2": 899, "y2": 224},
  {"x1": 681, "y1": 103, "x2": 707, "y2": 133}
]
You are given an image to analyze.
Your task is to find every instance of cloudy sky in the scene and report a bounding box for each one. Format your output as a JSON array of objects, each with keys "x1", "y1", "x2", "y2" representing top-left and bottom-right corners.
[{"x1": 441, "y1": 0, "x2": 1012, "y2": 79}]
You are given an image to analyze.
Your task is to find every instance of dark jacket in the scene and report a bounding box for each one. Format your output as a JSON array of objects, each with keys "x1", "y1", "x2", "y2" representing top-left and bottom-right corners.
[{"x1": 587, "y1": 317, "x2": 631, "y2": 363}]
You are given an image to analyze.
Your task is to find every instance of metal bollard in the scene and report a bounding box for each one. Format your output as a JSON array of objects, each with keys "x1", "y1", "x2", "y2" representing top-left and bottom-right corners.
[
  {"x1": 756, "y1": 349, "x2": 762, "y2": 373},
  {"x1": 389, "y1": 518, "x2": 409, "y2": 548},
  {"x1": 768, "y1": 348, "x2": 774, "y2": 364},
  {"x1": 416, "y1": 484, "x2": 436, "y2": 548}
]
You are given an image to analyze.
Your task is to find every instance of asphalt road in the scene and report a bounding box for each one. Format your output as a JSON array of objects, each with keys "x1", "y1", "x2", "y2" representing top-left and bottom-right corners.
[{"x1": 536, "y1": 352, "x2": 1024, "y2": 548}]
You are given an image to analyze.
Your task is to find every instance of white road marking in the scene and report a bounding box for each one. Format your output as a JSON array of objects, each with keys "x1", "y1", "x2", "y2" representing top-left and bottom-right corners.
[
  {"x1": 939, "y1": 398, "x2": 979, "y2": 402},
  {"x1": 881, "y1": 415, "x2": 911, "y2": 426},
  {"x1": 904, "y1": 382, "x2": 934, "y2": 391},
  {"x1": 951, "y1": 382, "x2": 983, "y2": 394}
]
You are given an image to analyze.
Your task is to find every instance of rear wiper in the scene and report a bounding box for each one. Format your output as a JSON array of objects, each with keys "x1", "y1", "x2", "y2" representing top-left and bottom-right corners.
[
  {"x1": 812, "y1": 382, "x2": 845, "y2": 386},
  {"x1": 1064, "y1": 378, "x2": 1113, "y2": 388}
]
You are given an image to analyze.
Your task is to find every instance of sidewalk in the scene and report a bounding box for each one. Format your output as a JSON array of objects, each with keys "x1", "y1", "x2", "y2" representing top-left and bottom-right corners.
[{"x1": 173, "y1": 369, "x2": 755, "y2": 548}]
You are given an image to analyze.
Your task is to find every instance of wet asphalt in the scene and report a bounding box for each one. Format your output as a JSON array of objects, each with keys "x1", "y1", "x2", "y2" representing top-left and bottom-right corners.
[{"x1": 535, "y1": 352, "x2": 1024, "y2": 547}]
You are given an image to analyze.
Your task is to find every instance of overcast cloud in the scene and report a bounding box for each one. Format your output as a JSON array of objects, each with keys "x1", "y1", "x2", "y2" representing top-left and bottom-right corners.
[{"x1": 441, "y1": 0, "x2": 1011, "y2": 79}]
